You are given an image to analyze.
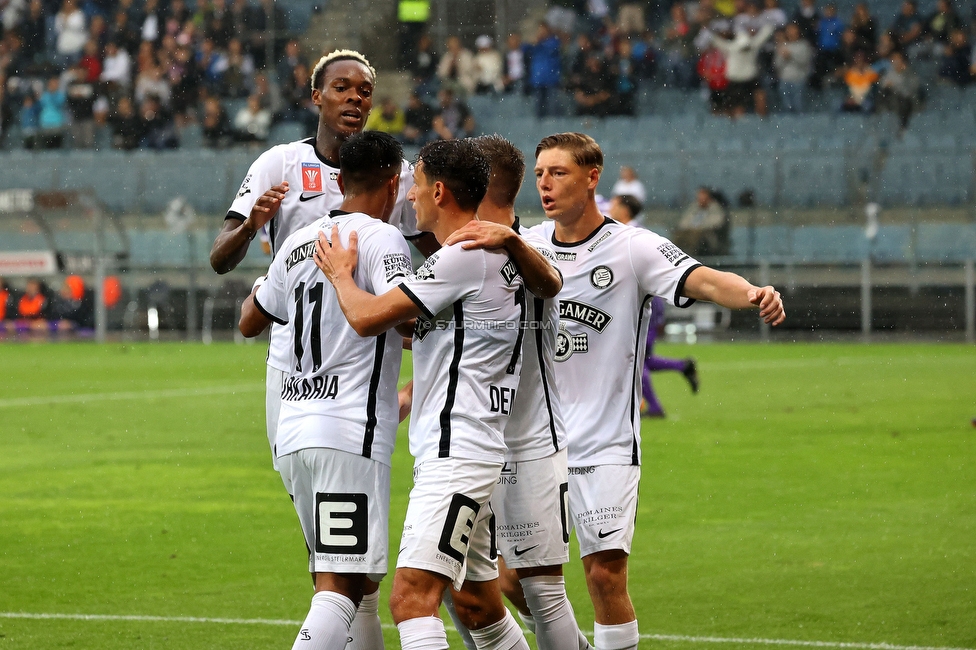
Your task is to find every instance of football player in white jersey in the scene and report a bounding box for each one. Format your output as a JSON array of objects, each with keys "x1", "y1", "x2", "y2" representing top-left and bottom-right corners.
[
  {"x1": 442, "y1": 135, "x2": 592, "y2": 650},
  {"x1": 456, "y1": 132, "x2": 785, "y2": 650},
  {"x1": 314, "y1": 139, "x2": 530, "y2": 650},
  {"x1": 238, "y1": 132, "x2": 411, "y2": 650}
]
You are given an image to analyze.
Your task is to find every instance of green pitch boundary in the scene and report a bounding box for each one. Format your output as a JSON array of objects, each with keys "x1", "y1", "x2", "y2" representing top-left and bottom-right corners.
[{"x1": 1, "y1": 613, "x2": 970, "y2": 650}]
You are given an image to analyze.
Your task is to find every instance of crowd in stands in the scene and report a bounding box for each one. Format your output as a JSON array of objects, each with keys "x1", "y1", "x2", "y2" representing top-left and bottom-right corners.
[
  {"x1": 0, "y1": 0, "x2": 302, "y2": 150},
  {"x1": 370, "y1": 0, "x2": 976, "y2": 142}
]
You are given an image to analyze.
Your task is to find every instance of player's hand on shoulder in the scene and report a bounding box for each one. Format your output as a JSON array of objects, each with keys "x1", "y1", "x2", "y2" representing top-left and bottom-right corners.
[
  {"x1": 748, "y1": 285, "x2": 786, "y2": 326},
  {"x1": 443, "y1": 219, "x2": 515, "y2": 250},
  {"x1": 315, "y1": 224, "x2": 358, "y2": 283},
  {"x1": 247, "y1": 182, "x2": 289, "y2": 229}
]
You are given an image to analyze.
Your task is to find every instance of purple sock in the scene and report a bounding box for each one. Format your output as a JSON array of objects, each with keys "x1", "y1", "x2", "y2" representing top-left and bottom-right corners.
[
  {"x1": 641, "y1": 369, "x2": 664, "y2": 415},
  {"x1": 647, "y1": 356, "x2": 687, "y2": 373}
]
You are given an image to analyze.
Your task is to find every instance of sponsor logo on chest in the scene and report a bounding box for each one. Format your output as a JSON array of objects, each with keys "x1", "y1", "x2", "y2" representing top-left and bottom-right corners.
[
  {"x1": 301, "y1": 162, "x2": 323, "y2": 192},
  {"x1": 559, "y1": 299, "x2": 612, "y2": 332}
]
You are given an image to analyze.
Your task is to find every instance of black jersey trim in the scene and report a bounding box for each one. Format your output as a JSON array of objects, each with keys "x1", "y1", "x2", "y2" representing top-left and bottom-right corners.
[
  {"x1": 506, "y1": 285, "x2": 527, "y2": 375},
  {"x1": 398, "y1": 285, "x2": 435, "y2": 320},
  {"x1": 534, "y1": 297, "x2": 559, "y2": 451},
  {"x1": 304, "y1": 138, "x2": 340, "y2": 168},
  {"x1": 674, "y1": 263, "x2": 703, "y2": 309},
  {"x1": 268, "y1": 212, "x2": 278, "y2": 254},
  {"x1": 630, "y1": 294, "x2": 653, "y2": 466},
  {"x1": 404, "y1": 232, "x2": 426, "y2": 241},
  {"x1": 329, "y1": 209, "x2": 352, "y2": 218},
  {"x1": 253, "y1": 294, "x2": 287, "y2": 325},
  {"x1": 438, "y1": 301, "x2": 465, "y2": 458},
  {"x1": 362, "y1": 332, "x2": 386, "y2": 459},
  {"x1": 551, "y1": 216, "x2": 614, "y2": 249},
  {"x1": 225, "y1": 210, "x2": 247, "y2": 222}
]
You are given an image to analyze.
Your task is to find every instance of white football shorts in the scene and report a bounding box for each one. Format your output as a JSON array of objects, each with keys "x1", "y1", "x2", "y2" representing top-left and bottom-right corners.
[
  {"x1": 491, "y1": 449, "x2": 570, "y2": 569},
  {"x1": 284, "y1": 447, "x2": 391, "y2": 583},
  {"x1": 397, "y1": 457, "x2": 503, "y2": 590},
  {"x1": 567, "y1": 464, "x2": 640, "y2": 557}
]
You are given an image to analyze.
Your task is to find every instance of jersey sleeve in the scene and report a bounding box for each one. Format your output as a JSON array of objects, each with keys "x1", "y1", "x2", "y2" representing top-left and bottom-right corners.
[
  {"x1": 628, "y1": 229, "x2": 702, "y2": 308},
  {"x1": 253, "y1": 246, "x2": 289, "y2": 324},
  {"x1": 392, "y1": 161, "x2": 421, "y2": 239},
  {"x1": 226, "y1": 146, "x2": 285, "y2": 221},
  {"x1": 358, "y1": 224, "x2": 414, "y2": 295},
  {"x1": 397, "y1": 245, "x2": 484, "y2": 319}
]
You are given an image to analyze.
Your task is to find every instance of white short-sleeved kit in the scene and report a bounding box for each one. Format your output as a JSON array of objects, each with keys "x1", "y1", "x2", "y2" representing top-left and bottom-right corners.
[
  {"x1": 254, "y1": 209, "x2": 412, "y2": 466},
  {"x1": 531, "y1": 217, "x2": 701, "y2": 468},
  {"x1": 226, "y1": 137, "x2": 420, "y2": 373},
  {"x1": 398, "y1": 243, "x2": 525, "y2": 466}
]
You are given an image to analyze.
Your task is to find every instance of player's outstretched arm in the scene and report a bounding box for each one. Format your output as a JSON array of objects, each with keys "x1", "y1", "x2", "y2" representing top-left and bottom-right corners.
[
  {"x1": 239, "y1": 277, "x2": 273, "y2": 337},
  {"x1": 315, "y1": 225, "x2": 422, "y2": 337},
  {"x1": 210, "y1": 183, "x2": 289, "y2": 274},
  {"x1": 682, "y1": 266, "x2": 786, "y2": 325},
  {"x1": 444, "y1": 220, "x2": 562, "y2": 299}
]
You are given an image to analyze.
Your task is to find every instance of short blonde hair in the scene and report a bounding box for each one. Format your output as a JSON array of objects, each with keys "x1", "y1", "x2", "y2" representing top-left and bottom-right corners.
[
  {"x1": 310, "y1": 49, "x2": 376, "y2": 92},
  {"x1": 535, "y1": 132, "x2": 604, "y2": 174}
]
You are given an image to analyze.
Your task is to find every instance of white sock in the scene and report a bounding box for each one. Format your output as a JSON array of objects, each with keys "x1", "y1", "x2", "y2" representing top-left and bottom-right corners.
[
  {"x1": 442, "y1": 590, "x2": 478, "y2": 650},
  {"x1": 468, "y1": 609, "x2": 530, "y2": 650},
  {"x1": 291, "y1": 590, "x2": 357, "y2": 650},
  {"x1": 520, "y1": 575, "x2": 592, "y2": 650},
  {"x1": 346, "y1": 589, "x2": 384, "y2": 650},
  {"x1": 593, "y1": 620, "x2": 639, "y2": 650},
  {"x1": 517, "y1": 610, "x2": 536, "y2": 635},
  {"x1": 397, "y1": 616, "x2": 449, "y2": 650}
]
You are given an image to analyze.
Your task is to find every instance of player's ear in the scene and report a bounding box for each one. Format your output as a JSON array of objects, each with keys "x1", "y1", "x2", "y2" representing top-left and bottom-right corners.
[
  {"x1": 432, "y1": 180, "x2": 446, "y2": 206},
  {"x1": 389, "y1": 173, "x2": 400, "y2": 200},
  {"x1": 336, "y1": 172, "x2": 345, "y2": 195},
  {"x1": 311, "y1": 87, "x2": 322, "y2": 107},
  {"x1": 587, "y1": 166, "x2": 601, "y2": 191}
]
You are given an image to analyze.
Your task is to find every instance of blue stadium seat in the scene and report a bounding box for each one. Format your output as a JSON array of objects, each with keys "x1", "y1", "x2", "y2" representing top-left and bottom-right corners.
[
  {"x1": 59, "y1": 150, "x2": 140, "y2": 213},
  {"x1": 780, "y1": 153, "x2": 848, "y2": 206},
  {"x1": 0, "y1": 152, "x2": 58, "y2": 191},
  {"x1": 686, "y1": 153, "x2": 776, "y2": 206},
  {"x1": 269, "y1": 121, "x2": 305, "y2": 145},
  {"x1": 141, "y1": 150, "x2": 229, "y2": 214},
  {"x1": 916, "y1": 223, "x2": 976, "y2": 262},
  {"x1": 792, "y1": 226, "x2": 866, "y2": 263},
  {"x1": 870, "y1": 225, "x2": 912, "y2": 262},
  {"x1": 611, "y1": 153, "x2": 685, "y2": 207}
]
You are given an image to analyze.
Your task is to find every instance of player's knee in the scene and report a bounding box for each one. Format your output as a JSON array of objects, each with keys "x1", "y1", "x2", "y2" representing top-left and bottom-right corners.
[
  {"x1": 584, "y1": 554, "x2": 629, "y2": 596},
  {"x1": 452, "y1": 583, "x2": 508, "y2": 630},
  {"x1": 389, "y1": 570, "x2": 446, "y2": 623}
]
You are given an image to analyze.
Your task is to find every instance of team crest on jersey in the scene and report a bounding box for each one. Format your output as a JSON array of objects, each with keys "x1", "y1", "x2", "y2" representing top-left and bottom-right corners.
[
  {"x1": 302, "y1": 163, "x2": 323, "y2": 192},
  {"x1": 554, "y1": 323, "x2": 588, "y2": 362},
  {"x1": 329, "y1": 171, "x2": 339, "y2": 181},
  {"x1": 590, "y1": 265, "x2": 614, "y2": 289},
  {"x1": 559, "y1": 299, "x2": 612, "y2": 332}
]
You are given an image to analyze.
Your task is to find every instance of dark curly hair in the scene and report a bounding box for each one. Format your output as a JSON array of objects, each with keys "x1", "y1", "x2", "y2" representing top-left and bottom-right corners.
[
  {"x1": 416, "y1": 139, "x2": 490, "y2": 212},
  {"x1": 338, "y1": 131, "x2": 402, "y2": 194}
]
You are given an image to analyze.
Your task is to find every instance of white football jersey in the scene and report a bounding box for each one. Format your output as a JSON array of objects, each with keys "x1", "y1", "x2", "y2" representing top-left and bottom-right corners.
[
  {"x1": 253, "y1": 210, "x2": 413, "y2": 467},
  {"x1": 503, "y1": 219, "x2": 566, "y2": 462},
  {"x1": 398, "y1": 243, "x2": 524, "y2": 466},
  {"x1": 227, "y1": 137, "x2": 421, "y2": 371},
  {"x1": 531, "y1": 217, "x2": 701, "y2": 467}
]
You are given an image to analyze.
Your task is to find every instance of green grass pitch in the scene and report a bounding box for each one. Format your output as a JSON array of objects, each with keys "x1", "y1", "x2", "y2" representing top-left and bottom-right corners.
[{"x1": 0, "y1": 341, "x2": 974, "y2": 649}]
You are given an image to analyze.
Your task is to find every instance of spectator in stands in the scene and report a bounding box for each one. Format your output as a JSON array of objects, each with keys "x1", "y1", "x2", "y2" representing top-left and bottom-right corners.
[
  {"x1": 108, "y1": 10, "x2": 139, "y2": 55},
  {"x1": 402, "y1": 91, "x2": 434, "y2": 145},
  {"x1": 141, "y1": 0, "x2": 162, "y2": 43},
  {"x1": 197, "y1": 38, "x2": 228, "y2": 95},
  {"x1": 710, "y1": 22, "x2": 773, "y2": 117},
  {"x1": 938, "y1": 28, "x2": 973, "y2": 84},
  {"x1": 201, "y1": 94, "x2": 232, "y2": 147},
  {"x1": 19, "y1": 0, "x2": 46, "y2": 63},
  {"x1": 54, "y1": 0, "x2": 87, "y2": 65},
  {"x1": 617, "y1": 0, "x2": 645, "y2": 35},
  {"x1": 573, "y1": 53, "x2": 614, "y2": 116},
  {"x1": 528, "y1": 21, "x2": 562, "y2": 118},
  {"x1": 365, "y1": 96, "x2": 405, "y2": 138},
  {"x1": 567, "y1": 32, "x2": 596, "y2": 91},
  {"x1": 110, "y1": 95, "x2": 143, "y2": 149},
  {"x1": 761, "y1": 0, "x2": 787, "y2": 30},
  {"x1": 926, "y1": 0, "x2": 963, "y2": 50},
  {"x1": 698, "y1": 39, "x2": 730, "y2": 115},
  {"x1": 135, "y1": 63, "x2": 171, "y2": 106},
  {"x1": 437, "y1": 35, "x2": 476, "y2": 97},
  {"x1": 610, "y1": 38, "x2": 639, "y2": 115},
  {"x1": 431, "y1": 86, "x2": 474, "y2": 140},
  {"x1": 37, "y1": 75, "x2": 67, "y2": 148},
  {"x1": 17, "y1": 278, "x2": 51, "y2": 329},
  {"x1": 222, "y1": 38, "x2": 254, "y2": 99},
  {"x1": 89, "y1": 14, "x2": 108, "y2": 51},
  {"x1": 202, "y1": 0, "x2": 233, "y2": 48},
  {"x1": 877, "y1": 50, "x2": 921, "y2": 129},
  {"x1": 672, "y1": 186, "x2": 731, "y2": 256},
  {"x1": 139, "y1": 93, "x2": 178, "y2": 148},
  {"x1": 101, "y1": 41, "x2": 132, "y2": 91},
  {"x1": 53, "y1": 275, "x2": 94, "y2": 329},
  {"x1": 611, "y1": 165, "x2": 647, "y2": 203},
  {"x1": 247, "y1": 0, "x2": 288, "y2": 71},
  {"x1": 792, "y1": 0, "x2": 819, "y2": 45},
  {"x1": 65, "y1": 60, "x2": 97, "y2": 147},
  {"x1": 812, "y1": 2, "x2": 844, "y2": 89},
  {"x1": 19, "y1": 92, "x2": 40, "y2": 148},
  {"x1": 659, "y1": 4, "x2": 696, "y2": 88},
  {"x1": 775, "y1": 22, "x2": 813, "y2": 112},
  {"x1": 410, "y1": 33, "x2": 438, "y2": 99},
  {"x1": 840, "y1": 50, "x2": 878, "y2": 112},
  {"x1": 167, "y1": 45, "x2": 200, "y2": 126},
  {"x1": 502, "y1": 32, "x2": 526, "y2": 93},
  {"x1": 279, "y1": 61, "x2": 315, "y2": 130},
  {"x1": 849, "y1": 2, "x2": 877, "y2": 54},
  {"x1": 276, "y1": 38, "x2": 307, "y2": 89},
  {"x1": 891, "y1": 0, "x2": 925, "y2": 56},
  {"x1": 79, "y1": 40, "x2": 102, "y2": 82},
  {"x1": 473, "y1": 34, "x2": 503, "y2": 94},
  {"x1": 233, "y1": 92, "x2": 270, "y2": 144}
]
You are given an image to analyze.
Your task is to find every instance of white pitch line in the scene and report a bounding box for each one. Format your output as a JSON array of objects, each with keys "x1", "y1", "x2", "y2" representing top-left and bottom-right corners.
[
  {"x1": 1, "y1": 612, "x2": 971, "y2": 650},
  {"x1": 0, "y1": 384, "x2": 264, "y2": 408}
]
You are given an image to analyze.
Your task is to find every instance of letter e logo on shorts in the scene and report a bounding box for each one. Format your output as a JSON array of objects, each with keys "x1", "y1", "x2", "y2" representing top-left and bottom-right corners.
[
  {"x1": 437, "y1": 493, "x2": 481, "y2": 564},
  {"x1": 302, "y1": 163, "x2": 323, "y2": 192},
  {"x1": 315, "y1": 492, "x2": 368, "y2": 555}
]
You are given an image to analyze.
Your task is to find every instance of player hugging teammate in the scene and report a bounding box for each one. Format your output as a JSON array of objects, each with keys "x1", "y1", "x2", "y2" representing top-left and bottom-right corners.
[{"x1": 223, "y1": 48, "x2": 785, "y2": 650}]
